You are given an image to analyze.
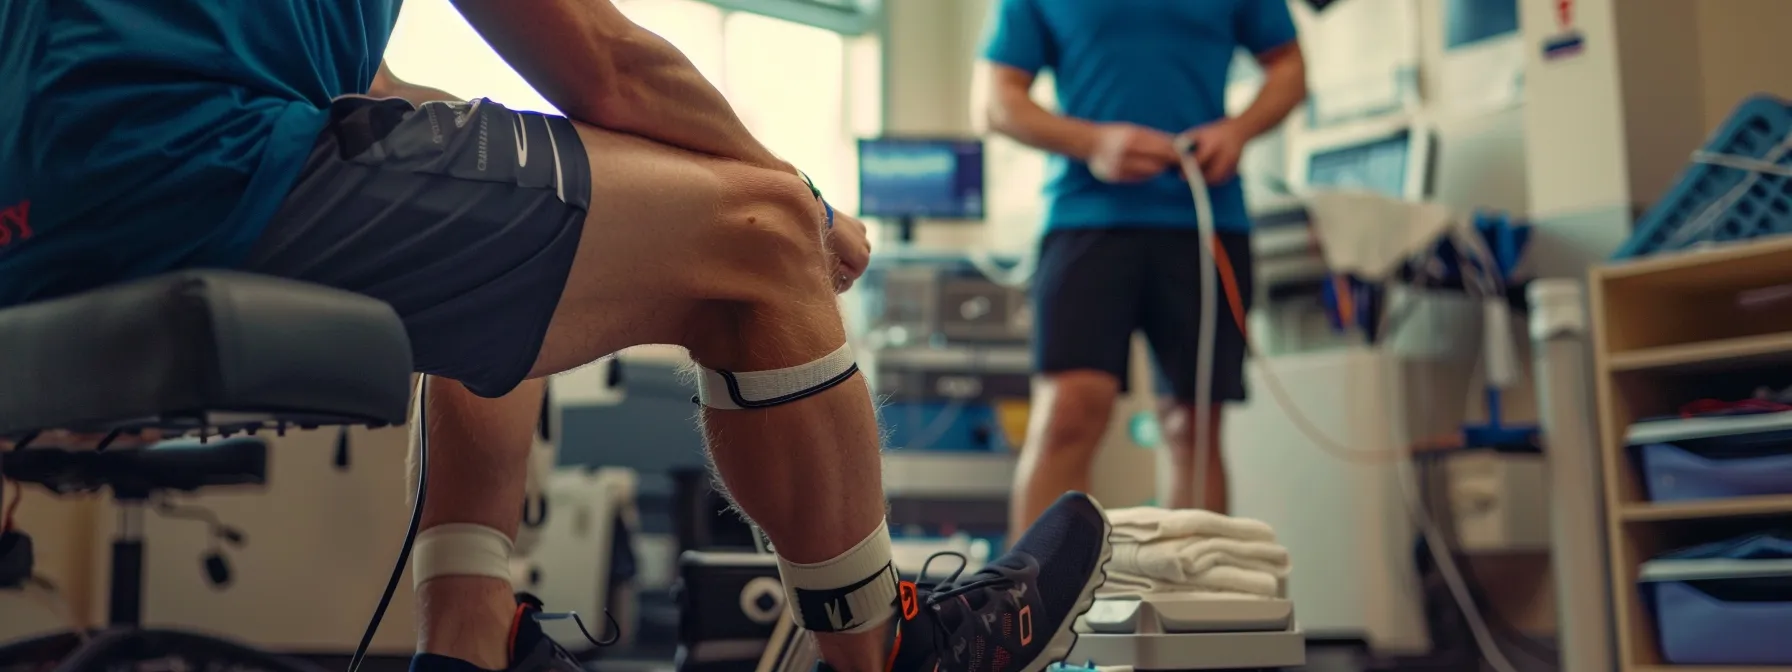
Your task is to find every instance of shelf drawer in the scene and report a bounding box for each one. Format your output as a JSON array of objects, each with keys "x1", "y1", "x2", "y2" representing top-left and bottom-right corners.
[
  {"x1": 1643, "y1": 548, "x2": 1792, "y2": 666},
  {"x1": 1648, "y1": 579, "x2": 1792, "y2": 666},
  {"x1": 1637, "y1": 442, "x2": 1792, "y2": 503}
]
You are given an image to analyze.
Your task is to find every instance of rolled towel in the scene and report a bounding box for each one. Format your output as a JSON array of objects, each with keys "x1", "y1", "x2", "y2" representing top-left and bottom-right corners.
[
  {"x1": 1107, "y1": 538, "x2": 1292, "y2": 585},
  {"x1": 1098, "y1": 565, "x2": 1281, "y2": 598},
  {"x1": 1108, "y1": 507, "x2": 1276, "y2": 543}
]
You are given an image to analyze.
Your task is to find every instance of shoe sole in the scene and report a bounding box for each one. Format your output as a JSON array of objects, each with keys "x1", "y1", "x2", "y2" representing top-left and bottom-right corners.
[{"x1": 1019, "y1": 494, "x2": 1113, "y2": 672}]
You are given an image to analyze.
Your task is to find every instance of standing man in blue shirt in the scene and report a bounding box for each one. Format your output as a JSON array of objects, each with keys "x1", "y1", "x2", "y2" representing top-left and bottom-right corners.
[{"x1": 981, "y1": 0, "x2": 1307, "y2": 527}]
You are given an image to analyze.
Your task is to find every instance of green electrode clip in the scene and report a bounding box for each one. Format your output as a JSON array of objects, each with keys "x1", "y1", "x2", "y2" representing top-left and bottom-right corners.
[{"x1": 798, "y1": 170, "x2": 834, "y2": 229}]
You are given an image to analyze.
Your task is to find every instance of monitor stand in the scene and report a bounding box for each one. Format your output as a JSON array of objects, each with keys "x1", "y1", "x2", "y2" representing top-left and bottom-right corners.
[{"x1": 883, "y1": 216, "x2": 917, "y2": 246}]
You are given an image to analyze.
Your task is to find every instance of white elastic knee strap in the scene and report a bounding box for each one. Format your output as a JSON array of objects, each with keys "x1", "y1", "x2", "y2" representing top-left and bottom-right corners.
[
  {"x1": 413, "y1": 524, "x2": 514, "y2": 588},
  {"x1": 696, "y1": 343, "x2": 859, "y2": 410},
  {"x1": 776, "y1": 521, "x2": 900, "y2": 634}
]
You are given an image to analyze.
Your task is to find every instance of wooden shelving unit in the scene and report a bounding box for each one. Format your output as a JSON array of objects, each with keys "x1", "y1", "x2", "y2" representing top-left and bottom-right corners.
[{"x1": 1589, "y1": 236, "x2": 1792, "y2": 672}]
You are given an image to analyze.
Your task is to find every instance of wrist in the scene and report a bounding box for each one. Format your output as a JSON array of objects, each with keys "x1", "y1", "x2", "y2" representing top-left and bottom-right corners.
[
  {"x1": 1229, "y1": 112, "x2": 1276, "y2": 140},
  {"x1": 1066, "y1": 121, "x2": 1103, "y2": 161}
]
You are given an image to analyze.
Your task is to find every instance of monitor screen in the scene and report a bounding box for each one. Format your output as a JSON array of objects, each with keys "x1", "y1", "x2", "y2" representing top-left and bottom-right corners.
[
  {"x1": 1306, "y1": 129, "x2": 1412, "y2": 199},
  {"x1": 858, "y1": 137, "x2": 985, "y2": 220}
]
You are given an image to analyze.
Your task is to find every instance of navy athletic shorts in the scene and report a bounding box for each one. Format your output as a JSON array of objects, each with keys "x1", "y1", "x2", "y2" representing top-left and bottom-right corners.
[
  {"x1": 240, "y1": 96, "x2": 591, "y2": 398},
  {"x1": 1031, "y1": 228, "x2": 1254, "y2": 404}
]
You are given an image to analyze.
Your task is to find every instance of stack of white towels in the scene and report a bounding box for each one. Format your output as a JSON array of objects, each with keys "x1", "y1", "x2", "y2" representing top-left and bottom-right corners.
[{"x1": 1097, "y1": 507, "x2": 1291, "y2": 600}]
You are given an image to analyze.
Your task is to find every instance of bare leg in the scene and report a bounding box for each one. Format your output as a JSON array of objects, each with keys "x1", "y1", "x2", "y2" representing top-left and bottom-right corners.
[
  {"x1": 524, "y1": 125, "x2": 889, "y2": 672},
  {"x1": 1160, "y1": 403, "x2": 1228, "y2": 513},
  {"x1": 412, "y1": 377, "x2": 543, "y2": 669},
  {"x1": 1010, "y1": 371, "x2": 1119, "y2": 532}
]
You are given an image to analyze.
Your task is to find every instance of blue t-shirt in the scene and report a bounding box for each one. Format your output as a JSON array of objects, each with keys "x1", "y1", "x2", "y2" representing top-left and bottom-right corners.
[
  {"x1": 0, "y1": 0, "x2": 400, "y2": 307},
  {"x1": 982, "y1": 0, "x2": 1297, "y2": 233}
]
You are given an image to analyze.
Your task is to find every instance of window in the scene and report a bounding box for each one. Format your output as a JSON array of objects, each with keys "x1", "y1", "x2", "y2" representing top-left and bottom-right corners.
[
  {"x1": 721, "y1": 11, "x2": 851, "y2": 210},
  {"x1": 383, "y1": 0, "x2": 873, "y2": 213},
  {"x1": 382, "y1": 0, "x2": 558, "y2": 114}
]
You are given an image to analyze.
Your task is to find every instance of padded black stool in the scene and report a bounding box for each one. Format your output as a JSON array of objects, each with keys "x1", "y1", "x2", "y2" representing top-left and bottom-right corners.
[{"x1": 0, "y1": 271, "x2": 412, "y2": 671}]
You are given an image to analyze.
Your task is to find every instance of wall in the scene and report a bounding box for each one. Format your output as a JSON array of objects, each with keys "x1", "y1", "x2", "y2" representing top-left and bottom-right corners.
[
  {"x1": 1413, "y1": 1, "x2": 1531, "y2": 215},
  {"x1": 1617, "y1": 0, "x2": 1792, "y2": 210},
  {"x1": 1697, "y1": 1, "x2": 1792, "y2": 133}
]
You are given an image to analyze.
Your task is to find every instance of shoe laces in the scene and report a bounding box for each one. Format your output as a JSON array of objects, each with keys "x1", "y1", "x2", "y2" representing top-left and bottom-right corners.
[
  {"x1": 531, "y1": 609, "x2": 622, "y2": 649},
  {"x1": 913, "y1": 551, "x2": 1022, "y2": 664}
]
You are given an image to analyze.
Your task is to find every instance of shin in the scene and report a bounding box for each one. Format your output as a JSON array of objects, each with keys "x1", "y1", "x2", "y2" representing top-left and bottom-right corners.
[
  {"x1": 409, "y1": 376, "x2": 543, "y2": 669},
  {"x1": 688, "y1": 300, "x2": 896, "y2": 672},
  {"x1": 1161, "y1": 403, "x2": 1228, "y2": 514}
]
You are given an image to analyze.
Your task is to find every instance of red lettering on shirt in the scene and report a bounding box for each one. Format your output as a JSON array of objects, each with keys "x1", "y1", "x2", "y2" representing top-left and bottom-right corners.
[{"x1": 0, "y1": 200, "x2": 31, "y2": 247}]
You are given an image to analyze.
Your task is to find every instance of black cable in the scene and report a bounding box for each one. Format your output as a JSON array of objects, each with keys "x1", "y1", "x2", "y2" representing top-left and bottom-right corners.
[
  {"x1": 1416, "y1": 456, "x2": 1560, "y2": 670},
  {"x1": 1456, "y1": 551, "x2": 1562, "y2": 667},
  {"x1": 348, "y1": 374, "x2": 430, "y2": 672}
]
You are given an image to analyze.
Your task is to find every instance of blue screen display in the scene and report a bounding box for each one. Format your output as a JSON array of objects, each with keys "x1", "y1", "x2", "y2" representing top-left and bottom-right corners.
[
  {"x1": 1445, "y1": 0, "x2": 1519, "y2": 50},
  {"x1": 858, "y1": 138, "x2": 985, "y2": 219},
  {"x1": 1306, "y1": 131, "x2": 1412, "y2": 199}
]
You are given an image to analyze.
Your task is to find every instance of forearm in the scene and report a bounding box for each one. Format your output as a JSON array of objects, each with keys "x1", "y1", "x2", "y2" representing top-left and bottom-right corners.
[
  {"x1": 986, "y1": 90, "x2": 1099, "y2": 161},
  {"x1": 450, "y1": 0, "x2": 790, "y2": 174},
  {"x1": 599, "y1": 29, "x2": 793, "y2": 173},
  {"x1": 1232, "y1": 54, "x2": 1307, "y2": 139}
]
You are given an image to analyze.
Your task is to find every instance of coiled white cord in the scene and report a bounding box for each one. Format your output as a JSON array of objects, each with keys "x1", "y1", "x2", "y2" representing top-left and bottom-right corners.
[{"x1": 1173, "y1": 144, "x2": 1522, "y2": 672}]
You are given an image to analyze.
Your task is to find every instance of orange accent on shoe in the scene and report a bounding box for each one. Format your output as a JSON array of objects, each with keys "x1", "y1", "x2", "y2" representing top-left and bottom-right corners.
[
  {"x1": 1017, "y1": 605, "x2": 1033, "y2": 647},
  {"x1": 899, "y1": 581, "x2": 920, "y2": 621}
]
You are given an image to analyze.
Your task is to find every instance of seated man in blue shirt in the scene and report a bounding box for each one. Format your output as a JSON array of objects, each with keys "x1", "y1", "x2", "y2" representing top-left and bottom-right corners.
[
  {"x1": 0, "y1": 2, "x2": 1116, "y2": 671},
  {"x1": 980, "y1": 0, "x2": 1307, "y2": 526}
]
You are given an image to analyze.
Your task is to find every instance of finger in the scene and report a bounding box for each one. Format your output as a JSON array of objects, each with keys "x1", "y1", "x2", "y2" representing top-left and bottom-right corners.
[
  {"x1": 1203, "y1": 155, "x2": 1230, "y2": 183},
  {"x1": 1192, "y1": 138, "x2": 1221, "y2": 166},
  {"x1": 1136, "y1": 136, "x2": 1181, "y2": 161},
  {"x1": 1116, "y1": 163, "x2": 1154, "y2": 182},
  {"x1": 1210, "y1": 151, "x2": 1242, "y2": 183}
]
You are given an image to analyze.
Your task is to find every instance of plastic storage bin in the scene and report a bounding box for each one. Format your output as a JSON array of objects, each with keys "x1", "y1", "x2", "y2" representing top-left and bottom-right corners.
[
  {"x1": 1633, "y1": 427, "x2": 1792, "y2": 502},
  {"x1": 1615, "y1": 94, "x2": 1792, "y2": 259},
  {"x1": 1641, "y1": 538, "x2": 1792, "y2": 666}
]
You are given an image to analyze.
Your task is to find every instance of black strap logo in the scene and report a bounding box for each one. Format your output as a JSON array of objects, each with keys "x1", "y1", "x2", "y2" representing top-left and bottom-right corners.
[{"x1": 792, "y1": 563, "x2": 894, "y2": 633}]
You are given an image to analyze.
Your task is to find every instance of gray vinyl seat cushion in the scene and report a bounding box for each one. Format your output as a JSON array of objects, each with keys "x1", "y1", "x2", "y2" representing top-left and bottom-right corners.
[{"x1": 0, "y1": 271, "x2": 413, "y2": 437}]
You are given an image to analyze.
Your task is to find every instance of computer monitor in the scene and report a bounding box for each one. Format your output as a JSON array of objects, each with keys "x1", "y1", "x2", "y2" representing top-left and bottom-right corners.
[
  {"x1": 857, "y1": 137, "x2": 986, "y2": 224},
  {"x1": 1288, "y1": 116, "x2": 1434, "y2": 200}
]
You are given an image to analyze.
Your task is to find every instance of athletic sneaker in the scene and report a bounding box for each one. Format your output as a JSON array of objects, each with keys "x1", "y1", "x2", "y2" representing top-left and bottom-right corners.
[
  {"x1": 879, "y1": 491, "x2": 1112, "y2": 672},
  {"x1": 410, "y1": 593, "x2": 615, "y2": 672}
]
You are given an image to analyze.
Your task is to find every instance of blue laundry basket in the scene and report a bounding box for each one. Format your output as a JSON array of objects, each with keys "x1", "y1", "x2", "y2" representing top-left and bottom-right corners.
[
  {"x1": 1642, "y1": 539, "x2": 1792, "y2": 666},
  {"x1": 1615, "y1": 94, "x2": 1792, "y2": 259},
  {"x1": 1635, "y1": 441, "x2": 1792, "y2": 502}
]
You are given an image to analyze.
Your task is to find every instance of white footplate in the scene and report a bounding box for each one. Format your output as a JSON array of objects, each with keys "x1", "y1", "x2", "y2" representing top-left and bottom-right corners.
[{"x1": 1068, "y1": 596, "x2": 1306, "y2": 671}]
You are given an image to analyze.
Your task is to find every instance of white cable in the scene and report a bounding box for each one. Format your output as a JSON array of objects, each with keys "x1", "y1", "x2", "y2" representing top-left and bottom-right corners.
[
  {"x1": 1175, "y1": 138, "x2": 1220, "y2": 515},
  {"x1": 1176, "y1": 151, "x2": 1521, "y2": 672}
]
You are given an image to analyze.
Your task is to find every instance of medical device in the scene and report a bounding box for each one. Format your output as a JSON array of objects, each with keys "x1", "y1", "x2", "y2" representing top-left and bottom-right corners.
[
  {"x1": 1176, "y1": 141, "x2": 1529, "y2": 672},
  {"x1": 858, "y1": 137, "x2": 987, "y2": 244}
]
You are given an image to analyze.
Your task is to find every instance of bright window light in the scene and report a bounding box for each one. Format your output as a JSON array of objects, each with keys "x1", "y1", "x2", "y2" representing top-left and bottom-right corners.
[
  {"x1": 383, "y1": 0, "x2": 864, "y2": 213},
  {"x1": 382, "y1": 0, "x2": 558, "y2": 114}
]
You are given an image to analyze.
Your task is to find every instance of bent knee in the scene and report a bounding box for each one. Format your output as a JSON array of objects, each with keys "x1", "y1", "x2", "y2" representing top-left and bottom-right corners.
[{"x1": 703, "y1": 166, "x2": 830, "y2": 300}]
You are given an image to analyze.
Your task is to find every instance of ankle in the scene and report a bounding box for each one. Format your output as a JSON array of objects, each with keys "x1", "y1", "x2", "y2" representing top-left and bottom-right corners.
[
  {"x1": 418, "y1": 576, "x2": 518, "y2": 670},
  {"x1": 814, "y1": 620, "x2": 894, "y2": 672}
]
